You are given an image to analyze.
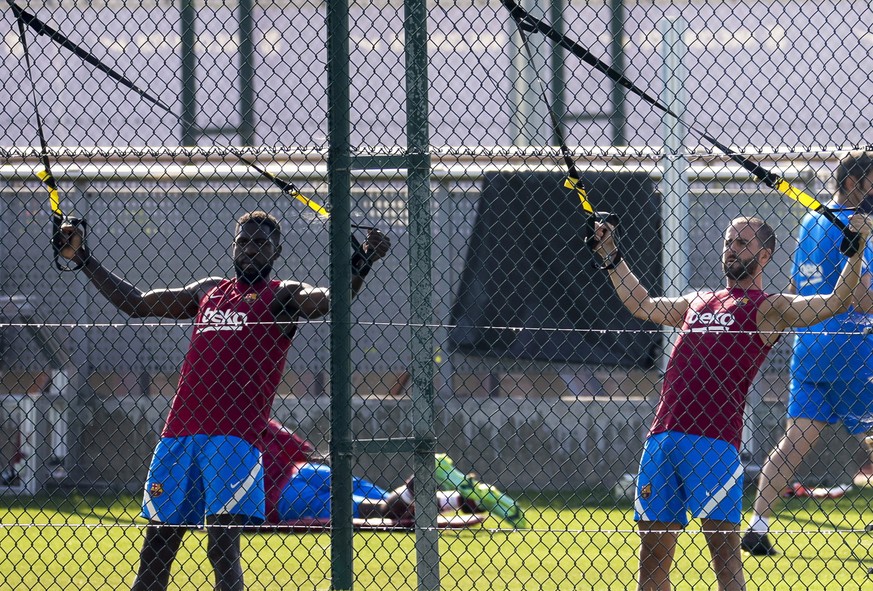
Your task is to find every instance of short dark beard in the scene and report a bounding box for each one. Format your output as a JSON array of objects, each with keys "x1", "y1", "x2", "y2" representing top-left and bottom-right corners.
[
  {"x1": 723, "y1": 257, "x2": 758, "y2": 281},
  {"x1": 234, "y1": 263, "x2": 272, "y2": 285}
]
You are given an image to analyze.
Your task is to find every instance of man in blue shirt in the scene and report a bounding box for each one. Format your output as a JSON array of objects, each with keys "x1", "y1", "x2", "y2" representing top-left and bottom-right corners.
[{"x1": 743, "y1": 151, "x2": 873, "y2": 556}]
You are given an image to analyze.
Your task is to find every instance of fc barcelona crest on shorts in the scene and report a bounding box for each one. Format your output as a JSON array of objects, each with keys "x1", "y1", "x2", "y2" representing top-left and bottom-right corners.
[
  {"x1": 640, "y1": 483, "x2": 652, "y2": 500},
  {"x1": 150, "y1": 483, "x2": 164, "y2": 497}
]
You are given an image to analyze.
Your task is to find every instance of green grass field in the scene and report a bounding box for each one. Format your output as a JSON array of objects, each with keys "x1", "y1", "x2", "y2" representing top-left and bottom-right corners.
[{"x1": 4, "y1": 489, "x2": 873, "y2": 590}]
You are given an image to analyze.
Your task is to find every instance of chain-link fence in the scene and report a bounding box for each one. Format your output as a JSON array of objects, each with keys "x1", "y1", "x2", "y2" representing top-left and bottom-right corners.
[{"x1": 2, "y1": 0, "x2": 873, "y2": 589}]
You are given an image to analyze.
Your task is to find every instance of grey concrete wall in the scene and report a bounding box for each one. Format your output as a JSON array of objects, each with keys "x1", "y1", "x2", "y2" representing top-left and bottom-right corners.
[{"x1": 55, "y1": 371, "x2": 866, "y2": 495}]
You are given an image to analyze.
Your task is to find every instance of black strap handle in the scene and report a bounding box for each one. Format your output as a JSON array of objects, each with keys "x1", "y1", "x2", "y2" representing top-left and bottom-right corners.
[
  {"x1": 585, "y1": 212, "x2": 622, "y2": 270},
  {"x1": 52, "y1": 215, "x2": 87, "y2": 271}
]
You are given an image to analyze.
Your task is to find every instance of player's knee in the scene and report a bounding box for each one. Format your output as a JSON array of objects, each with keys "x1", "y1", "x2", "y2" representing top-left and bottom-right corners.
[
  {"x1": 638, "y1": 531, "x2": 678, "y2": 561},
  {"x1": 141, "y1": 524, "x2": 185, "y2": 557},
  {"x1": 206, "y1": 528, "x2": 242, "y2": 573},
  {"x1": 207, "y1": 537, "x2": 240, "y2": 563},
  {"x1": 207, "y1": 545, "x2": 244, "y2": 591}
]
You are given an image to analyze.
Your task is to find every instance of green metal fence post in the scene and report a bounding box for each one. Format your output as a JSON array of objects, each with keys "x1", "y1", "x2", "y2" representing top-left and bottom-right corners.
[
  {"x1": 609, "y1": 0, "x2": 627, "y2": 146},
  {"x1": 326, "y1": 0, "x2": 354, "y2": 589},
  {"x1": 405, "y1": 0, "x2": 438, "y2": 588},
  {"x1": 237, "y1": 0, "x2": 256, "y2": 146},
  {"x1": 179, "y1": 0, "x2": 197, "y2": 147}
]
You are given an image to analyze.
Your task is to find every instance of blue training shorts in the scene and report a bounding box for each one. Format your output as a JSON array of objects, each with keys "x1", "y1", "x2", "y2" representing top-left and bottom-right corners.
[
  {"x1": 788, "y1": 377, "x2": 873, "y2": 435},
  {"x1": 141, "y1": 434, "x2": 265, "y2": 525},
  {"x1": 276, "y1": 462, "x2": 389, "y2": 520},
  {"x1": 635, "y1": 431, "x2": 743, "y2": 526}
]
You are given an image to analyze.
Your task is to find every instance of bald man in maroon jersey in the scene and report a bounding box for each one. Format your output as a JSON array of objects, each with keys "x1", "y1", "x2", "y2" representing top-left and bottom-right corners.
[{"x1": 592, "y1": 213, "x2": 871, "y2": 591}]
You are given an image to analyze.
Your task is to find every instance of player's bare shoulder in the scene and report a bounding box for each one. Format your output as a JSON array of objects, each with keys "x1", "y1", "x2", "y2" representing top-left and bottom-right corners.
[
  {"x1": 680, "y1": 290, "x2": 707, "y2": 306},
  {"x1": 275, "y1": 279, "x2": 308, "y2": 298}
]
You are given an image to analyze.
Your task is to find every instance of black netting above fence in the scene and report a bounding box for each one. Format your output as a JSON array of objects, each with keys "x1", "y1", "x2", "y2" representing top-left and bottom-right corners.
[{"x1": 449, "y1": 170, "x2": 662, "y2": 368}]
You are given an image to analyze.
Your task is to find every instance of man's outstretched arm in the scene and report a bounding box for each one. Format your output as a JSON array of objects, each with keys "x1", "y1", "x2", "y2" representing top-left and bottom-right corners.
[
  {"x1": 760, "y1": 213, "x2": 872, "y2": 333},
  {"x1": 273, "y1": 228, "x2": 391, "y2": 322},
  {"x1": 591, "y1": 220, "x2": 694, "y2": 328},
  {"x1": 59, "y1": 223, "x2": 219, "y2": 319}
]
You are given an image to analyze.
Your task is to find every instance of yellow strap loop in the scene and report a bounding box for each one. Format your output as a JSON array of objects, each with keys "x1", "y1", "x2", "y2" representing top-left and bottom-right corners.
[
  {"x1": 289, "y1": 190, "x2": 330, "y2": 217},
  {"x1": 564, "y1": 177, "x2": 595, "y2": 214},
  {"x1": 774, "y1": 178, "x2": 825, "y2": 212},
  {"x1": 36, "y1": 169, "x2": 62, "y2": 217}
]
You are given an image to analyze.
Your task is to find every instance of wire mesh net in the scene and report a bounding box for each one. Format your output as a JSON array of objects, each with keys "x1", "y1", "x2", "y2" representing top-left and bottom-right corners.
[{"x1": 2, "y1": 0, "x2": 873, "y2": 590}]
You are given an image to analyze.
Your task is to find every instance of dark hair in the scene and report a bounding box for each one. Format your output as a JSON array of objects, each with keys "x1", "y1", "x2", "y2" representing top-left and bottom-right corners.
[
  {"x1": 734, "y1": 216, "x2": 777, "y2": 253},
  {"x1": 237, "y1": 211, "x2": 281, "y2": 237},
  {"x1": 836, "y1": 151, "x2": 873, "y2": 196}
]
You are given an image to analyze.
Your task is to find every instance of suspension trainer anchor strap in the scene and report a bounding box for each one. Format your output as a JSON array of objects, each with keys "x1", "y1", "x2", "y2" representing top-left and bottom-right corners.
[
  {"x1": 502, "y1": 0, "x2": 862, "y2": 259},
  {"x1": 11, "y1": 6, "x2": 87, "y2": 271},
  {"x1": 7, "y1": 0, "x2": 360, "y2": 228},
  {"x1": 506, "y1": 0, "x2": 615, "y2": 271}
]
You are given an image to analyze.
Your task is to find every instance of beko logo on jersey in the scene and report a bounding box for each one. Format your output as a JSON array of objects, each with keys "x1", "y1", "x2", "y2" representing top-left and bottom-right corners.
[
  {"x1": 197, "y1": 308, "x2": 248, "y2": 333},
  {"x1": 687, "y1": 310, "x2": 735, "y2": 332}
]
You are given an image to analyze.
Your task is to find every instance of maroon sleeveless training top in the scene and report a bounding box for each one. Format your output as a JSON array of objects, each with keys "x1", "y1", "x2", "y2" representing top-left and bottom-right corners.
[
  {"x1": 650, "y1": 288, "x2": 775, "y2": 449},
  {"x1": 162, "y1": 278, "x2": 293, "y2": 445}
]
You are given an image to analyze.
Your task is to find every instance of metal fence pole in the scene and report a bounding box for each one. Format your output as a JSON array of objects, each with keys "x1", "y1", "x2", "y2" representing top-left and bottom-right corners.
[
  {"x1": 610, "y1": 0, "x2": 628, "y2": 146},
  {"x1": 179, "y1": 0, "x2": 198, "y2": 146},
  {"x1": 433, "y1": 181, "x2": 455, "y2": 398},
  {"x1": 326, "y1": 0, "x2": 354, "y2": 587},
  {"x1": 64, "y1": 185, "x2": 94, "y2": 487},
  {"x1": 237, "y1": 0, "x2": 256, "y2": 146},
  {"x1": 658, "y1": 16, "x2": 690, "y2": 373},
  {"x1": 510, "y1": 0, "x2": 551, "y2": 147},
  {"x1": 405, "y1": 0, "x2": 438, "y2": 588}
]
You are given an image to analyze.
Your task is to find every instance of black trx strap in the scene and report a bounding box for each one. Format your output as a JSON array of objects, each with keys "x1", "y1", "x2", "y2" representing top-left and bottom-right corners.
[
  {"x1": 6, "y1": 0, "x2": 374, "y2": 230},
  {"x1": 502, "y1": 0, "x2": 861, "y2": 257},
  {"x1": 10, "y1": 3, "x2": 86, "y2": 271},
  {"x1": 510, "y1": 5, "x2": 622, "y2": 269}
]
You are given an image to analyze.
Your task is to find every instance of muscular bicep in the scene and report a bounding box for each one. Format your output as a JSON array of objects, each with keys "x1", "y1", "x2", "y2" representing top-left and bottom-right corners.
[
  {"x1": 634, "y1": 295, "x2": 694, "y2": 327},
  {"x1": 275, "y1": 281, "x2": 331, "y2": 321},
  {"x1": 854, "y1": 272, "x2": 873, "y2": 313},
  {"x1": 759, "y1": 293, "x2": 840, "y2": 333},
  {"x1": 136, "y1": 277, "x2": 221, "y2": 319}
]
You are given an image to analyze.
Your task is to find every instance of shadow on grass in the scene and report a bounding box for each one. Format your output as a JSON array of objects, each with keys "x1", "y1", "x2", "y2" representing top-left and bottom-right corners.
[
  {"x1": 738, "y1": 488, "x2": 873, "y2": 576},
  {"x1": 0, "y1": 490, "x2": 143, "y2": 525},
  {"x1": 521, "y1": 487, "x2": 619, "y2": 510}
]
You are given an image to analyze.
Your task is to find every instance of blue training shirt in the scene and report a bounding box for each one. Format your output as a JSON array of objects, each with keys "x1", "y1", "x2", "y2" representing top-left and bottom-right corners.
[{"x1": 790, "y1": 203, "x2": 873, "y2": 383}]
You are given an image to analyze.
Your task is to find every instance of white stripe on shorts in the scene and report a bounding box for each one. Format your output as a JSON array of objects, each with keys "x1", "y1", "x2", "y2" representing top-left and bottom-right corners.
[
  {"x1": 698, "y1": 462, "x2": 743, "y2": 518},
  {"x1": 142, "y1": 474, "x2": 162, "y2": 521},
  {"x1": 634, "y1": 483, "x2": 649, "y2": 522},
  {"x1": 217, "y1": 454, "x2": 263, "y2": 515}
]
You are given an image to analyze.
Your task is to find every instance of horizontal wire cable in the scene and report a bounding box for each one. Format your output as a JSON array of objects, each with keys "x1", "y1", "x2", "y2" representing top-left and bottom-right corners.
[
  {"x1": 1, "y1": 523, "x2": 871, "y2": 536},
  {"x1": 0, "y1": 319, "x2": 864, "y2": 337},
  {"x1": 2, "y1": 144, "x2": 871, "y2": 161}
]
